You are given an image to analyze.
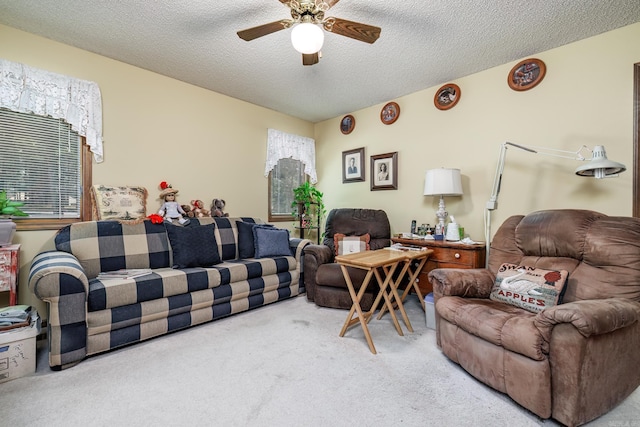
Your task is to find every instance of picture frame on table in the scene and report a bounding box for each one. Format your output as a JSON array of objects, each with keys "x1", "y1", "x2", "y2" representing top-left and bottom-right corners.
[
  {"x1": 507, "y1": 58, "x2": 546, "y2": 91},
  {"x1": 342, "y1": 147, "x2": 365, "y2": 183},
  {"x1": 370, "y1": 152, "x2": 398, "y2": 191}
]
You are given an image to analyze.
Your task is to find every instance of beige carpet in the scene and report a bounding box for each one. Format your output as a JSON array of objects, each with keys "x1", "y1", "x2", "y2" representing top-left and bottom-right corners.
[{"x1": 2, "y1": 295, "x2": 639, "y2": 426}]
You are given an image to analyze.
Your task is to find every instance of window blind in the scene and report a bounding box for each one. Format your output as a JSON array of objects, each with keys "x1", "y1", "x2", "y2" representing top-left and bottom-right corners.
[{"x1": 0, "y1": 108, "x2": 82, "y2": 218}]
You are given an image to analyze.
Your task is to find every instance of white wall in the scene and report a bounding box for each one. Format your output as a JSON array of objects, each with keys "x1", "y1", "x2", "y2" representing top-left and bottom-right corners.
[
  {"x1": 0, "y1": 24, "x2": 314, "y2": 311},
  {"x1": 313, "y1": 23, "x2": 639, "y2": 241}
]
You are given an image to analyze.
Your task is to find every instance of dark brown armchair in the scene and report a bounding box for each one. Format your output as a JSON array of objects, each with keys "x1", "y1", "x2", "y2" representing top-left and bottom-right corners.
[
  {"x1": 303, "y1": 208, "x2": 391, "y2": 310},
  {"x1": 428, "y1": 209, "x2": 640, "y2": 427}
]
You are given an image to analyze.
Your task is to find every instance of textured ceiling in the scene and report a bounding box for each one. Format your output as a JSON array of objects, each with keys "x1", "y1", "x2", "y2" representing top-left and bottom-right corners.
[{"x1": 1, "y1": 1, "x2": 640, "y2": 123}]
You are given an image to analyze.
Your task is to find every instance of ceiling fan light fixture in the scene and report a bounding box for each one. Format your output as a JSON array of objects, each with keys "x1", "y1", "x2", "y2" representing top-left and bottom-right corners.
[{"x1": 291, "y1": 22, "x2": 324, "y2": 54}]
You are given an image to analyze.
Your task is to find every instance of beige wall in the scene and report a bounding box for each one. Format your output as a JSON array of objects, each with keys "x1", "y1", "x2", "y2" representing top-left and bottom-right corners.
[
  {"x1": 314, "y1": 22, "x2": 639, "y2": 242},
  {"x1": 1, "y1": 22, "x2": 639, "y2": 313},
  {"x1": 0, "y1": 24, "x2": 313, "y2": 311}
]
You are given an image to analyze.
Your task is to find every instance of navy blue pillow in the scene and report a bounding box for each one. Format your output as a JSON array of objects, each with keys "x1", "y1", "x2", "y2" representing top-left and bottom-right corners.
[
  {"x1": 253, "y1": 225, "x2": 291, "y2": 258},
  {"x1": 166, "y1": 223, "x2": 221, "y2": 268},
  {"x1": 237, "y1": 221, "x2": 273, "y2": 258}
]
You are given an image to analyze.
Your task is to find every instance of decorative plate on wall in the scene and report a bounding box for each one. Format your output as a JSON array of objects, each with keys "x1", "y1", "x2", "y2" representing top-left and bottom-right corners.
[
  {"x1": 380, "y1": 102, "x2": 400, "y2": 125},
  {"x1": 340, "y1": 115, "x2": 355, "y2": 134},
  {"x1": 434, "y1": 83, "x2": 461, "y2": 110},
  {"x1": 507, "y1": 58, "x2": 546, "y2": 91}
]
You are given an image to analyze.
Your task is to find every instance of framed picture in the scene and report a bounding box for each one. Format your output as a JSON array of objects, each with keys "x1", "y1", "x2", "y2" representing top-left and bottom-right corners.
[
  {"x1": 340, "y1": 115, "x2": 355, "y2": 134},
  {"x1": 508, "y1": 58, "x2": 546, "y2": 91},
  {"x1": 370, "y1": 152, "x2": 398, "y2": 191},
  {"x1": 434, "y1": 83, "x2": 461, "y2": 110},
  {"x1": 380, "y1": 102, "x2": 400, "y2": 125},
  {"x1": 342, "y1": 147, "x2": 365, "y2": 183}
]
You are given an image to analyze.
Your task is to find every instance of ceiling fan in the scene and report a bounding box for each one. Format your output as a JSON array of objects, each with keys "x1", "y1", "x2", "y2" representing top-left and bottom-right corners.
[{"x1": 237, "y1": 0, "x2": 381, "y2": 66}]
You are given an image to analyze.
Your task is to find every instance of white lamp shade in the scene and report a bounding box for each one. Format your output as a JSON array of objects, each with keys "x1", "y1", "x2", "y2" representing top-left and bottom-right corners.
[
  {"x1": 574, "y1": 145, "x2": 626, "y2": 179},
  {"x1": 424, "y1": 168, "x2": 463, "y2": 196},
  {"x1": 291, "y1": 23, "x2": 324, "y2": 54}
]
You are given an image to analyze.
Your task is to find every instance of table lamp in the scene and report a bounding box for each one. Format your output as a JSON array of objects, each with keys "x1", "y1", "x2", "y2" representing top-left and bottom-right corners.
[{"x1": 424, "y1": 168, "x2": 463, "y2": 234}]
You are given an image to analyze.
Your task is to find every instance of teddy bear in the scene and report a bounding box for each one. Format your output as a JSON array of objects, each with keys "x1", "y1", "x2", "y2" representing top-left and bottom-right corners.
[
  {"x1": 211, "y1": 198, "x2": 229, "y2": 217},
  {"x1": 190, "y1": 200, "x2": 210, "y2": 218},
  {"x1": 181, "y1": 204, "x2": 195, "y2": 218}
]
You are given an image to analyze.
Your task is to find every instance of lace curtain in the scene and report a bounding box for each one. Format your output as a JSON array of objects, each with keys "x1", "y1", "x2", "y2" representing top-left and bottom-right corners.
[
  {"x1": 0, "y1": 59, "x2": 104, "y2": 162},
  {"x1": 264, "y1": 128, "x2": 317, "y2": 183}
]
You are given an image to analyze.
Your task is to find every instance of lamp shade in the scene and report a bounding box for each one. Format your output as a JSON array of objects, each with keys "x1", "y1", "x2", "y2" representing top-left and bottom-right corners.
[
  {"x1": 424, "y1": 168, "x2": 463, "y2": 196},
  {"x1": 291, "y1": 23, "x2": 324, "y2": 54},
  {"x1": 574, "y1": 145, "x2": 626, "y2": 179}
]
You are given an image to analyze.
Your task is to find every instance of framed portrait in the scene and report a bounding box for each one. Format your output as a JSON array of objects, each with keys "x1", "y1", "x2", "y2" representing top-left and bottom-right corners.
[
  {"x1": 507, "y1": 58, "x2": 546, "y2": 91},
  {"x1": 380, "y1": 102, "x2": 400, "y2": 125},
  {"x1": 342, "y1": 147, "x2": 365, "y2": 183},
  {"x1": 340, "y1": 115, "x2": 355, "y2": 134},
  {"x1": 370, "y1": 152, "x2": 398, "y2": 191},
  {"x1": 434, "y1": 83, "x2": 461, "y2": 110}
]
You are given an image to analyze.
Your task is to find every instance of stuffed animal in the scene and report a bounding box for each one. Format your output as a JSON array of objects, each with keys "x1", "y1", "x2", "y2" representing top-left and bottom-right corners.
[
  {"x1": 181, "y1": 204, "x2": 195, "y2": 218},
  {"x1": 190, "y1": 200, "x2": 210, "y2": 218},
  {"x1": 211, "y1": 198, "x2": 229, "y2": 217}
]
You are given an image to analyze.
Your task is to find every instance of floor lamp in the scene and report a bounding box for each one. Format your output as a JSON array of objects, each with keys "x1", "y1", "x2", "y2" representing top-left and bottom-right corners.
[{"x1": 484, "y1": 142, "x2": 626, "y2": 264}]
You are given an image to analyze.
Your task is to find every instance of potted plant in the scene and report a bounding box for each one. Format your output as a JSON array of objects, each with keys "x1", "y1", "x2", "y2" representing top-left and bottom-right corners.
[
  {"x1": 0, "y1": 190, "x2": 28, "y2": 246},
  {"x1": 291, "y1": 182, "x2": 326, "y2": 239}
]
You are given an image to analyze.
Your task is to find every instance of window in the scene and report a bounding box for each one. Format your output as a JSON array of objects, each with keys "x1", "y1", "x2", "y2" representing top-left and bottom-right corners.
[
  {"x1": 268, "y1": 158, "x2": 306, "y2": 222},
  {"x1": 0, "y1": 108, "x2": 92, "y2": 230}
]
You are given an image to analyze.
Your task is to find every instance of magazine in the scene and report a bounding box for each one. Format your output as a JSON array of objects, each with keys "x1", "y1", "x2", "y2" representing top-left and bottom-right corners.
[{"x1": 97, "y1": 268, "x2": 153, "y2": 280}]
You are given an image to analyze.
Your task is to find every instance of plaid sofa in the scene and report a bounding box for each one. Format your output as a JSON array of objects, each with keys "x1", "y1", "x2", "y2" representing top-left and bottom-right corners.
[{"x1": 29, "y1": 217, "x2": 310, "y2": 369}]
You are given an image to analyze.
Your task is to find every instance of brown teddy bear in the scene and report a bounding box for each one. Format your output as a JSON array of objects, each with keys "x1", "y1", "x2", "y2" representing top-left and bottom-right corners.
[
  {"x1": 181, "y1": 204, "x2": 195, "y2": 218},
  {"x1": 211, "y1": 198, "x2": 229, "y2": 217},
  {"x1": 190, "y1": 200, "x2": 210, "y2": 218}
]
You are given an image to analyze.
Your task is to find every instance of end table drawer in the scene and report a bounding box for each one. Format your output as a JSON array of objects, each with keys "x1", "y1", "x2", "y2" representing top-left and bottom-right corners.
[{"x1": 431, "y1": 247, "x2": 476, "y2": 266}]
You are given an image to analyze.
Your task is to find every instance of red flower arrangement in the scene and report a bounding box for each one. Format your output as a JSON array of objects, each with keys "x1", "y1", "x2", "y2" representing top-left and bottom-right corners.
[
  {"x1": 159, "y1": 181, "x2": 170, "y2": 190},
  {"x1": 147, "y1": 213, "x2": 164, "y2": 224}
]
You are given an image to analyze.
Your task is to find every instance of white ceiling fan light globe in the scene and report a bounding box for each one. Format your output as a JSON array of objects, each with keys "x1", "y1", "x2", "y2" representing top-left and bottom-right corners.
[{"x1": 291, "y1": 23, "x2": 324, "y2": 54}]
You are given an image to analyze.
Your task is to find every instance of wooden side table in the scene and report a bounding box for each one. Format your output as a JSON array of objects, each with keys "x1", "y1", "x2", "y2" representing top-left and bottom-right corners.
[
  {"x1": 0, "y1": 244, "x2": 20, "y2": 306},
  {"x1": 336, "y1": 249, "x2": 411, "y2": 354},
  {"x1": 391, "y1": 238, "x2": 486, "y2": 296}
]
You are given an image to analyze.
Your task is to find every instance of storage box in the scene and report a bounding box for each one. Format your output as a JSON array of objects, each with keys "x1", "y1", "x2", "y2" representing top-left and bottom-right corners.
[
  {"x1": 424, "y1": 293, "x2": 436, "y2": 329},
  {"x1": 0, "y1": 312, "x2": 40, "y2": 383}
]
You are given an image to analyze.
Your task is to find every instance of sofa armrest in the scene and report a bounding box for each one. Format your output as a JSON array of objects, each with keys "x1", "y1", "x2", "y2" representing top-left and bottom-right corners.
[
  {"x1": 290, "y1": 238, "x2": 312, "y2": 263},
  {"x1": 428, "y1": 268, "x2": 495, "y2": 299},
  {"x1": 302, "y1": 244, "x2": 334, "y2": 302},
  {"x1": 28, "y1": 251, "x2": 89, "y2": 369},
  {"x1": 535, "y1": 298, "x2": 640, "y2": 340}
]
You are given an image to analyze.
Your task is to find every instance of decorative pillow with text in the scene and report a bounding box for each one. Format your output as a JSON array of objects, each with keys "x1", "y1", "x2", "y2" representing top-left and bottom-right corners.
[
  {"x1": 91, "y1": 185, "x2": 147, "y2": 222},
  {"x1": 334, "y1": 233, "x2": 371, "y2": 257},
  {"x1": 489, "y1": 263, "x2": 569, "y2": 313}
]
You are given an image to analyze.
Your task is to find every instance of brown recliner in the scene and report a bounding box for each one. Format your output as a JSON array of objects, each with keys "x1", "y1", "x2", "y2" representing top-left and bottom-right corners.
[
  {"x1": 303, "y1": 208, "x2": 391, "y2": 310},
  {"x1": 428, "y1": 209, "x2": 640, "y2": 427}
]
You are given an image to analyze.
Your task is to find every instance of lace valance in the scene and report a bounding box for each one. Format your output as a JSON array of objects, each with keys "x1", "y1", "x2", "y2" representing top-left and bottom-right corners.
[
  {"x1": 0, "y1": 59, "x2": 104, "y2": 162},
  {"x1": 264, "y1": 128, "x2": 317, "y2": 183}
]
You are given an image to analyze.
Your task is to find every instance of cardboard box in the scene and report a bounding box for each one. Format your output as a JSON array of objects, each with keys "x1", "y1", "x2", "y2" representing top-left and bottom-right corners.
[
  {"x1": 424, "y1": 293, "x2": 436, "y2": 330},
  {"x1": 0, "y1": 312, "x2": 40, "y2": 383}
]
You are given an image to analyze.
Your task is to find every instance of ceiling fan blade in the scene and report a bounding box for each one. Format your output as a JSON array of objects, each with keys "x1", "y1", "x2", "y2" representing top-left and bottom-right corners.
[
  {"x1": 237, "y1": 20, "x2": 293, "y2": 41},
  {"x1": 323, "y1": 17, "x2": 381, "y2": 44},
  {"x1": 302, "y1": 53, "x2": 319, "y2": 66}
]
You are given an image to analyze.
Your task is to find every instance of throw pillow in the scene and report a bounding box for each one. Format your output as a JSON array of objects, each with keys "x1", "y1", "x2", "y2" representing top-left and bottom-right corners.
[
  {"x1": 253, "y1": 225, "x2": 291, "y2": 258},
  {"x1": 334, "y1": 233, "x2": 371, "y2": 256},
  {"x1": 165, "y1": 223, "x2": 221, "y2": 268},
  {"x1": 236, "y1": 221, "x2": 273, "y2": 259},
  {"x1": 489, "y1": 263, "x2": 569, "y2": 313},
  {"x1": 91, "y1": 185, "x2": 147, "y2": 221}
]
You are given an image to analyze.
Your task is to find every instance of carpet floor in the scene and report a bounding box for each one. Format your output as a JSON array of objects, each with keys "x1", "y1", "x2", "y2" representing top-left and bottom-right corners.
[{"x1": 2, "y1": 294, "x2": 639, "y2": 426}]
